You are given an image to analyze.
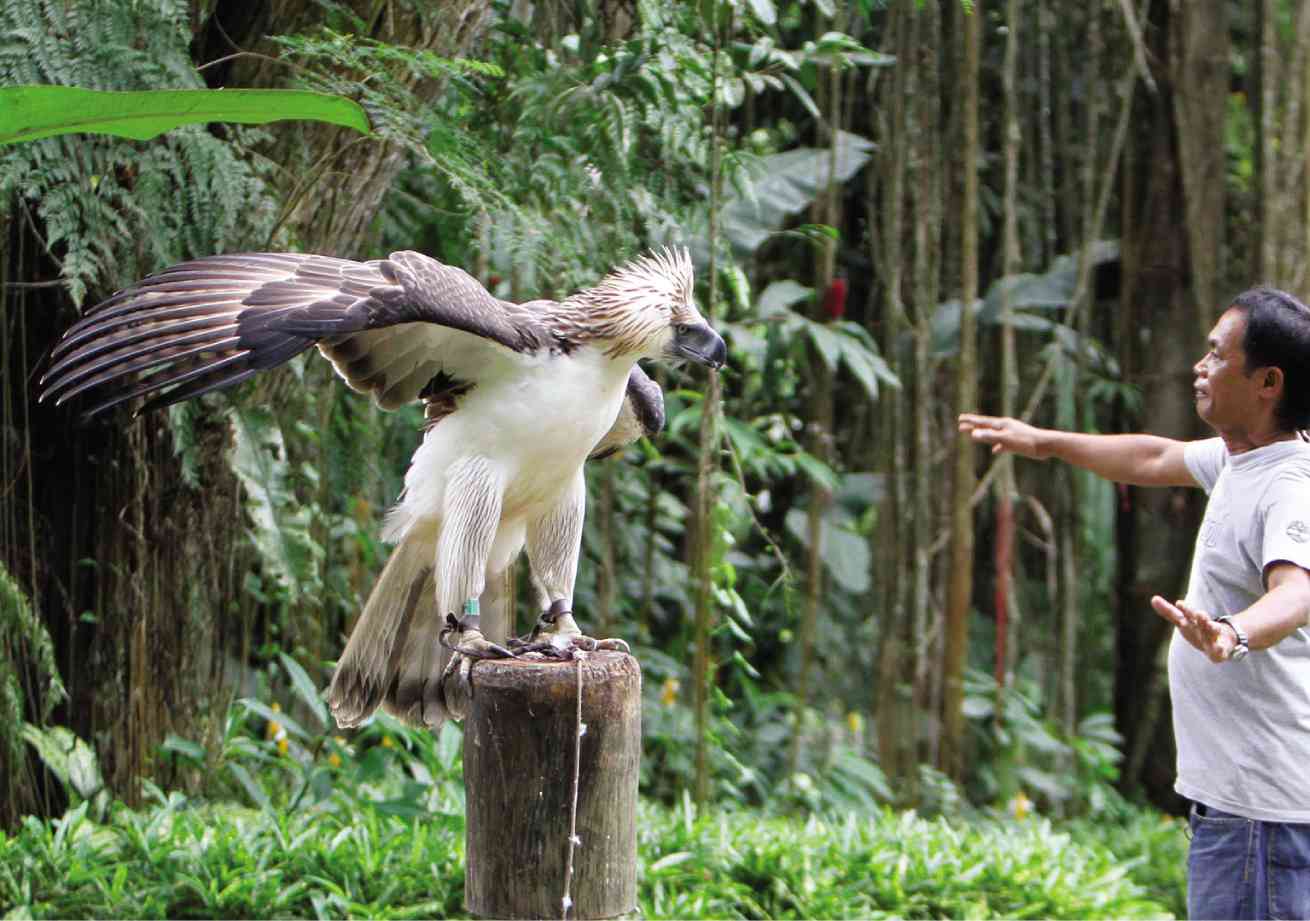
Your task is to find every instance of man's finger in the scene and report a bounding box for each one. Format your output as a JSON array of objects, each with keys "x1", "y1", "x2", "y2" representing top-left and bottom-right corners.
[
  {"x1": 1174, "y1": 600, "x2": 1213, "y2": 631},
  {"x1": 1150, "y1": 594, "x2": 1186, "y2": 626}
]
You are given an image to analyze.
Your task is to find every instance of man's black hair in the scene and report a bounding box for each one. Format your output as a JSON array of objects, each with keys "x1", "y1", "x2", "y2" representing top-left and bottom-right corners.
[{"x1": 1230, "y1": 285, "x2": 1310, "y2": 432}]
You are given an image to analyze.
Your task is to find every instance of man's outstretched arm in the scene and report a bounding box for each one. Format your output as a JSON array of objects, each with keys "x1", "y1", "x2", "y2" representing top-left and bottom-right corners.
[{"x1": 958, "y1": 414, "x2": 1198, "y2": 487}]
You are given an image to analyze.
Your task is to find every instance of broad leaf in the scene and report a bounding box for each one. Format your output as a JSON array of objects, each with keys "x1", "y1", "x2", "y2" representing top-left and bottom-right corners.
[
  {"x1": 0, "y1": 86, "x2": 370, "y2": 145},
  {"x1": 694, "y1": 130, "x2": 875, "y2": 260},
  {"x1": 785, "y1": 506, "x2": 870, "y2": 594},
  {"x1": 745, "y1": 0, "x2": 778, "y2": 25},
  {"x1": 227, "y1": 407, "x2": 323, "y2": 603},
  {"x1": 757, "y1": 279, "x2": 813, "y2": 318},
  {"x1": 20, "y1": 724, "x2": 110, "y2": 819},
  {"x1": 764, "y1": 304, "x2": 901, "y2": 398},
  {"x1": 279, "y1": 652, "x2": 329, "y2": 729}
]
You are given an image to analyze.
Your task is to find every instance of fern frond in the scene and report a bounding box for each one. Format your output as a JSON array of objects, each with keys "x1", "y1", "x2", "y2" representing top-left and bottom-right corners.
[{"x1": 0, "y1": 561, "x2": 66, "y2": 739}]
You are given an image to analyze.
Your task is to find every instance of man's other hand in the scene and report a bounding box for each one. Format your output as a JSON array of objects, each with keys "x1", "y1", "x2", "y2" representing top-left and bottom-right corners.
[{"x1": 1150, "y1": 595, "x2": 1236, "y2": 663}]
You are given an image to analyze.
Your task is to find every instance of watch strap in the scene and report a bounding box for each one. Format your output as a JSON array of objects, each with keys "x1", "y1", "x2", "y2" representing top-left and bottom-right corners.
[{"x1": 1215, "y1": 615, "x2": 1249, "y2": 661}]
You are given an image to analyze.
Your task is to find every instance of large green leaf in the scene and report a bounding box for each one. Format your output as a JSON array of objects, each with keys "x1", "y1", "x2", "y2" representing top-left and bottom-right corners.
[
  {"x1": 785, "y1": 506, "x2": 869, "y2": 594},
  {"x1": 0, "y1": 86, "x2": 371, "y2": 145},
  {"x1": 20, "y1": 724, "x2": 110, "y2": 819},
  {"x1": 932, "y1": 240, "x2": 1121, "y2": 358},
  {"x1": 278, "y1": 652, "x2": 329, "y2": 729},
  {"x1": 691, "y1": 131, "x2": 876, "y2": 261},
  {"x1": 760, "y1": 297, "x2": 901, "y2": 399},
  {"x1": 227, "y1": 407, "x2": 323, "y2": 603},
  {"x1": 979, "y1": 240, "x2": 1120, "y2": 321}
]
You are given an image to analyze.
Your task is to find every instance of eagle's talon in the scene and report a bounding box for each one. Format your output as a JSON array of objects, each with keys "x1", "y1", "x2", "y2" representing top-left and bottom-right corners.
[
  {"x1": 439, "y1": 612, "x2": 513, "y2": 658},
  {"x1": 437, "y1": 613, "x2": 517, "y2": 721},
  {"x1": 507, "y1": 636, "x2": 571, "y2": 659},
  {"x1": 510, "y1": 616, "x2": 630, "y2": 659},
  {"x1": 456, "y1": 638, "x2": 515, "y2": 660}
]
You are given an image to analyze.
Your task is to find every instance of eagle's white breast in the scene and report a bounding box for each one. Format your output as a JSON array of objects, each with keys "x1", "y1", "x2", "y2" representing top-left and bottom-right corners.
[{"x1": 382, "y1": 345, "x2": 631, "y2": 542}]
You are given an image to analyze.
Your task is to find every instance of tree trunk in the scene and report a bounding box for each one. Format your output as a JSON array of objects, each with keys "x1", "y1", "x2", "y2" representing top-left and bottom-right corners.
[
  {"x1": 906, "y1": 0, "x2": 943, "y2": 771},
  {"x1": 994, "y1": 0, "x2": 1021, "y2": 719},
  {"x1": 871, "y1": 0, "x2": 914, "y2": 795},
  {"x1": 793, "y1": 11, "x2": 842, "y2": 774},
  {"x1": 1115, "y1": 1, "x2": 1203, "y2": 809},
  {"x1": 941, "y1": 0, "x2": 980, "y2": 783},
  {"x1": 691, "y1": 0, "x2": 729, "y2": 806},
  {"x1": 1169, "y1": 0, "x2": 1228, "y2": 331},
  {"x1": 1254, "y1": 0, "x2": 1277, "y2": 281}
]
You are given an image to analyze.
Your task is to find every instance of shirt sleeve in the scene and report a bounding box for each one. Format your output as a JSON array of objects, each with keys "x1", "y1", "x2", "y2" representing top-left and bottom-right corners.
[
  {"x1": 1260, "y1": 466, "x2": 1310, "y2": 576},
  {"x1": 1184, "y1": 437, "x2": 1228, "y2": 494}
]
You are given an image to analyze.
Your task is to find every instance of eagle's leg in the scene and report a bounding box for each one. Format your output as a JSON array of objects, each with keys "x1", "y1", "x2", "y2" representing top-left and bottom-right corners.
[
  {"x1": 511, "y1": 471, "x2": 630, "y2": 657},
  {"x1": 433, "y1": 458, "x2": 512, "y2": 719}
]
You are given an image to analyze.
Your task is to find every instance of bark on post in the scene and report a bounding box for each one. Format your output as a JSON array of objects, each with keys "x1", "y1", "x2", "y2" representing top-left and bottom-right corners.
[{"x1": 463, "y1": 651, "x2": 640, "y2": 920}]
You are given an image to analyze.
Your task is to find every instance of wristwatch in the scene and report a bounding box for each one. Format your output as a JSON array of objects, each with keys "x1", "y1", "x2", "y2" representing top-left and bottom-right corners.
[{"x1": 1215, "y1": 615, "x2": 1249, "y2": 662}]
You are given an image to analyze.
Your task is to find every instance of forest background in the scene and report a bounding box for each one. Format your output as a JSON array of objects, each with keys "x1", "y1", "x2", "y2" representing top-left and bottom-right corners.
[{"x1": 0, "y1": 0, "x2": 1298, "y2": 917}]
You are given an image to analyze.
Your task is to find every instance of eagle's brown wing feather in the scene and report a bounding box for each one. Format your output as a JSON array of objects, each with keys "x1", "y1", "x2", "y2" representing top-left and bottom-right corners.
[{"x1": 40, "y1": 251, "x2": 552, "y2": 419}]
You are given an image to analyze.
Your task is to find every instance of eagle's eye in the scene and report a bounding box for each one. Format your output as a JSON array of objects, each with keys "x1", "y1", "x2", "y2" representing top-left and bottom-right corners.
[{"x1": 674, "y1": 322, "x2": 690, "y2": 334}]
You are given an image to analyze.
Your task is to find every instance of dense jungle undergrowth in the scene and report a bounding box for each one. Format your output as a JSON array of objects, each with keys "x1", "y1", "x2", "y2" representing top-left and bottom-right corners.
[{"x1": 3, "y1": 699, "x2": 1186, "y2": 920}]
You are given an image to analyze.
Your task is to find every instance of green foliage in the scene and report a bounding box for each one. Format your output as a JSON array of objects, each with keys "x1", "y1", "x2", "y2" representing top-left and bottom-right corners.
[
  {"x1": 962, "y1": 670, "x2": 1129, "y2": 818},
  {"x1": 933, "y1": 241, "x2": 1123, "y2": 361},
  {"x1": 0, "y1": 0, "x2": 277, "y2": 304},
  {"x1": 18, "y1": 726, "x2": 109, "y2": 821},
  {"x1": 0, "y1": 692, "x2": 1184, "y2": 920},
  {"x1": 0, "y1": 85, "x2": 370, "y2": 145},
  {"x1": 643, "y1": 800, "x2": 1174, "y2": 920},
  {"x1": 710, "y1": 130, "x2": 876, "y2": 259},
  {"x1": 268, "y1": 23, "x2": 501, "y2": 194},
  {"x1": 0, "y1": 563, "x2": 66, "y2": 818},
  {"x1": 753, "y1": 279, "x2": 899, "y2": 400},
  {"x1": 1068, "y1": 809, "x2": 1189, "y2": 920},
  {"x1": 0, "y1": 563, "x2": 64, "y2": 727},
  {"x1": 226, "y1": 406, "x2": 324, "y2": 605}
]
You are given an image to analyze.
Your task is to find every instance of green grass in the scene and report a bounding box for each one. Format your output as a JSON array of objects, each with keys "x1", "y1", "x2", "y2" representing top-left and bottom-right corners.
[
  {"x1": 1, "y1": 703, "x2": 1187, "y2": 920},
  {"x1": 1, "y1": 793, "x2": 1184, "y2": 919}
]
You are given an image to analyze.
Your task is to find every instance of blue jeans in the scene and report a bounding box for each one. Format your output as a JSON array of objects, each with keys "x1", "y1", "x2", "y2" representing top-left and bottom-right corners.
[{"x1": 1188, "y1": 802, "x2": 1310, "y2": 920}]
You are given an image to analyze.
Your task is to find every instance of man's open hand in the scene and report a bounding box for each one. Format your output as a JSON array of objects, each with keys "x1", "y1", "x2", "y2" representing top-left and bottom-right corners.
[
  {"x1": 958, "y1": 414, "x2": 1047, "y2": 459},
  {"x1": 1150, "y1": 595, "x2": 1237, "y2": 663}
]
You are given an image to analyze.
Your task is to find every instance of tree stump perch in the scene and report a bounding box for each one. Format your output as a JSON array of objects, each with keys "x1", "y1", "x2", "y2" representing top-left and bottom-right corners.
[{"x1": 463, "y1": 650, "x2": 641, "y2": 920}]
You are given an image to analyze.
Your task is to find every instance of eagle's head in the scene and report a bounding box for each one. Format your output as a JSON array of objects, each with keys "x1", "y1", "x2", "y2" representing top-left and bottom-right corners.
[{"x1": 572, "y1": 247, "x2": 726, "y2": 369}]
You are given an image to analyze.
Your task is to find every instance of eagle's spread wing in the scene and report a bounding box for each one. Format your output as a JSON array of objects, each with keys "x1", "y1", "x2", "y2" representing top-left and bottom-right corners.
[
  {"x1": 589, "y1": 365, "x2": 665, "y2": 460},
  {"x1": 39, "y1": 250, "x2": 552, "y2": 418}
]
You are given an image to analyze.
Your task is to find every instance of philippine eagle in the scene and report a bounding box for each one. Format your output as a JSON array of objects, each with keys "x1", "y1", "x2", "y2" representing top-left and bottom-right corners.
[{"x1": 39, "y1": 247, "x2": 725, "y2": 730}]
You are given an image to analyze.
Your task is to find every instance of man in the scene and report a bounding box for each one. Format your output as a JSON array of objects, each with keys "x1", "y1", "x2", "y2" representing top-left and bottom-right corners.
[{"x1": 959, "y1": 286, "x2": 1310, "y2": 921}]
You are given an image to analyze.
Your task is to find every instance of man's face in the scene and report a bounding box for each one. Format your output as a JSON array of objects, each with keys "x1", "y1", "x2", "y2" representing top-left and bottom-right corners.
[{"x1": 1193, "y1": 307, "x2": 1259, "y2": 430}]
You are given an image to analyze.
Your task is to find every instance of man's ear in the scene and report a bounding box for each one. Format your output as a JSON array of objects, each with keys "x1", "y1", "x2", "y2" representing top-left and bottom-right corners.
[{"x1": 1262, "y1": 366, "x2": 1285, "y2": 395}]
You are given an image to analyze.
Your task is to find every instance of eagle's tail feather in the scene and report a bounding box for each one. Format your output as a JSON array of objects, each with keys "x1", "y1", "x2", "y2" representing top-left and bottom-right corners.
[
  {"x1": 328, "y1": 529, "x2": 450, "y2": 730},
  {"x1": 381, "y1": 584, "x2": 451, "y2": 729}
]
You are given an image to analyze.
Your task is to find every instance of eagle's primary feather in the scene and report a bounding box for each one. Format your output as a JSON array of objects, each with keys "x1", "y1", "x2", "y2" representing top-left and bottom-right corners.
[{"x1": 39, "y1": 248, "x2": 724, "y2": 730}]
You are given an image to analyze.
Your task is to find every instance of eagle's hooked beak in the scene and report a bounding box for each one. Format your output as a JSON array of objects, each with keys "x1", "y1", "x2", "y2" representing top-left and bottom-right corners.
[{"x1": 670, "y1": 322, "x2": 727, "y2": 370}]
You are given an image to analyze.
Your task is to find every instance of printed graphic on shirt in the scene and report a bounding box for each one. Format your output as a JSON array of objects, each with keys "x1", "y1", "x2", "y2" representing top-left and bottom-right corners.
[
  {"x1": 1288, "y1": 520, "x2": 1310, "y2": 543},
  {"x1": 1199, "y1": 516, "x2": 1222, "y2": 548}
]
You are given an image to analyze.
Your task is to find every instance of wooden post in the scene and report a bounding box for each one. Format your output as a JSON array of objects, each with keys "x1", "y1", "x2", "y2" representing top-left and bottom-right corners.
[{"x1": 463, "y1": 650, "x2": 640, "y2": 920}]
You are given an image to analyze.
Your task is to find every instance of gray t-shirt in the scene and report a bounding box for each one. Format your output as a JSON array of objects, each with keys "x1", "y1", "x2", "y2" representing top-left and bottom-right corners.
[{"x1": 1170, "y1": 436, "x2": 1310, "y2": 821}]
